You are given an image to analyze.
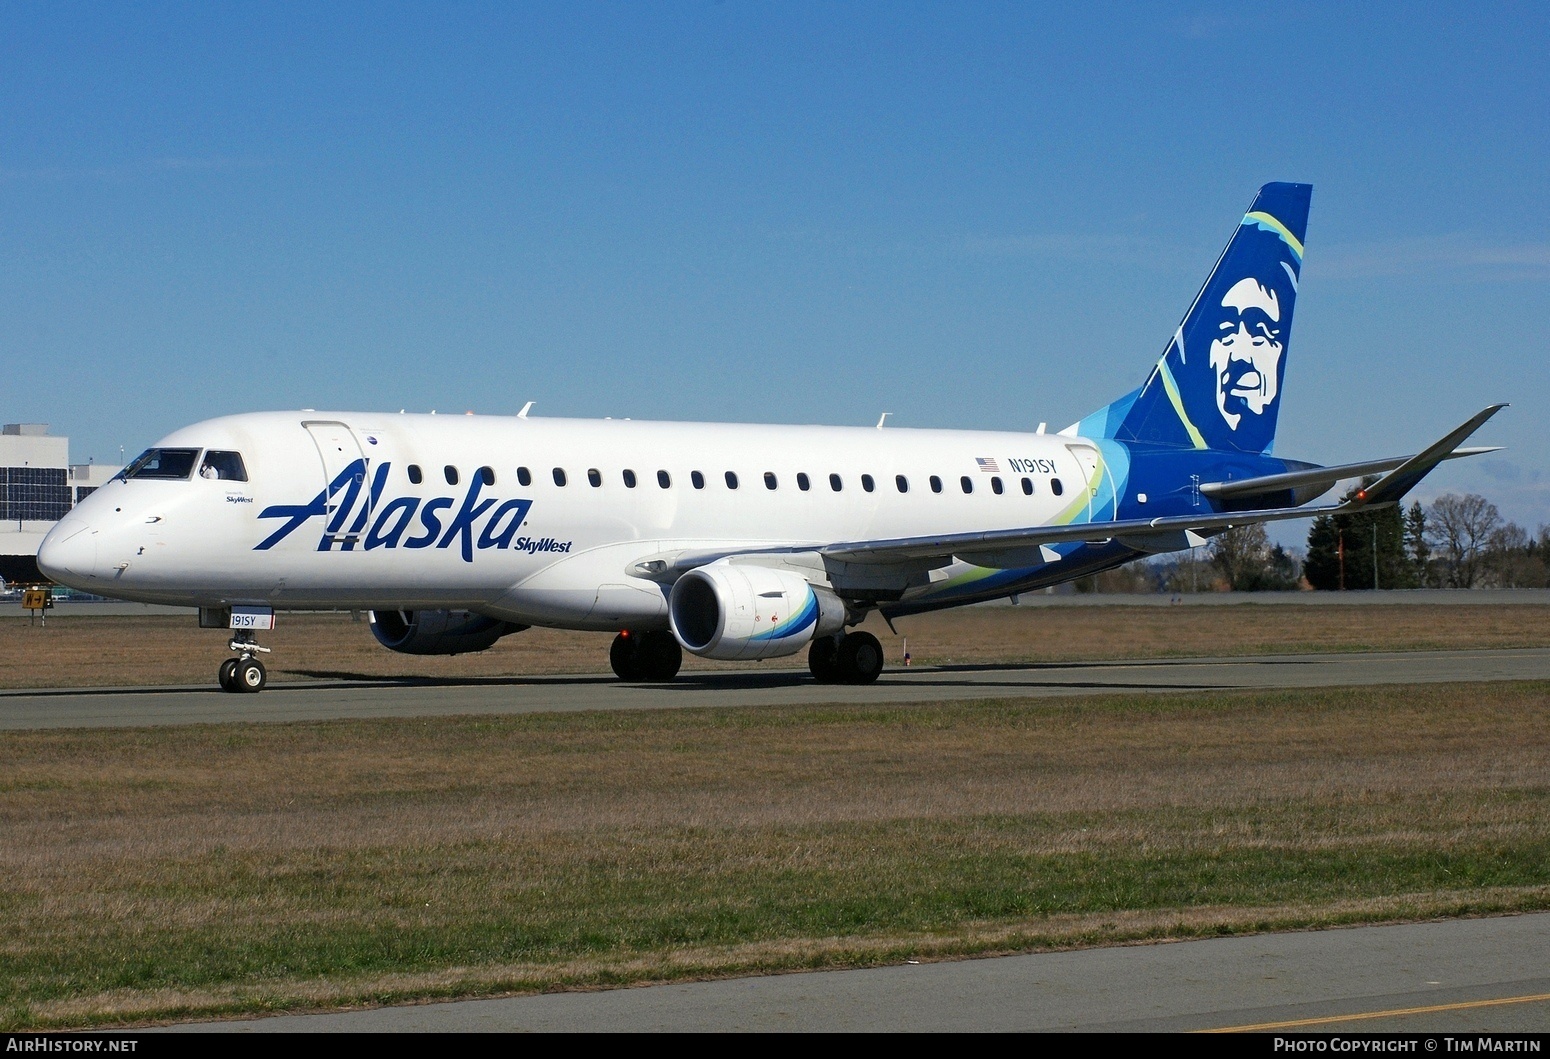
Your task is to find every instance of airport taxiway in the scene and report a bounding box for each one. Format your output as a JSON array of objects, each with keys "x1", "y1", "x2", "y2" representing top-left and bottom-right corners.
[
  {"x1": 174, "y1": 912, "x2": 1550, "y2": 1032},
  {"x1": 3, "y1": 646, "x2": 1547, "y2": 730}
]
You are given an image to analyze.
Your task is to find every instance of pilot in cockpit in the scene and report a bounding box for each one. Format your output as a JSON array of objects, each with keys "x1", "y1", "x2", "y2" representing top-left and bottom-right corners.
[{"x1": 198, "y1": 450, "x2": 248, "y2": 482}]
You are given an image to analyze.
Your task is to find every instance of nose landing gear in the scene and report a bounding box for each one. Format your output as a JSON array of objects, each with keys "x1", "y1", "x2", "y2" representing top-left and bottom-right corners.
[{"x1": 218, "y1": 631, "x2": 271, "y2": 693}]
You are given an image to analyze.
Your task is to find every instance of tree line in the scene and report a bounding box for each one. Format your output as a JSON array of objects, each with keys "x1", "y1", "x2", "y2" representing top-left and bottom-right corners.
[
  {"x1": 1234, "y1": 491, "x2": 1546, "y2": 591},
  {"x1": 1082, "y1": 490, "x2": 1549, "y2": 593},
  {"x1": 1300, "y1": 491, "x2": 1548, "y2": 590}
]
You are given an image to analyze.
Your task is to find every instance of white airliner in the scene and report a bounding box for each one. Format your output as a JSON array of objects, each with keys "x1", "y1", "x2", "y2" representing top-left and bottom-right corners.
[{"x1": 38, "y1": 183, "x2": 1502, "y2": 692}]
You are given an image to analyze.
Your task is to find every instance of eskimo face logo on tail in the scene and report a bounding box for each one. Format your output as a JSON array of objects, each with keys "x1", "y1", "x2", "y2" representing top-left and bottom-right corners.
[
  {"x1": 254, "y1": 460, "x2": 570, "y2": 562},
  {"x1": 1208, "y1": 276, "x2": 1284, "y2": 431}
]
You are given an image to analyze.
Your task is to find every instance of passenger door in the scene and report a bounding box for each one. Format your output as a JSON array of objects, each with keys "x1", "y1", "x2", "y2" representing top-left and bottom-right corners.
[{"x1": 302, "y1": 420, "x2": 372, "y2": 548}]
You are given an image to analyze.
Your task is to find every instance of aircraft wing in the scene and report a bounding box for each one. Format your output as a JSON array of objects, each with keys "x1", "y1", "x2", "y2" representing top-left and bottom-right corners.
[
  {"x1": 662, "y1": 405, "x2": 1505, "y2": 575},
  {"x1": 819, "y1": 500, "x2": 1347, "y2": 564}
]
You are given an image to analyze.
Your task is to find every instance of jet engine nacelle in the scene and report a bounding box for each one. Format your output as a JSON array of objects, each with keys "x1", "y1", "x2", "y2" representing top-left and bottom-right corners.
[
  {"x1": 668, "y1": 563, "x2": 847, "y2": 660},
  {"x1": 369, "y1": 609, "x2": 527, "y2": 655}
]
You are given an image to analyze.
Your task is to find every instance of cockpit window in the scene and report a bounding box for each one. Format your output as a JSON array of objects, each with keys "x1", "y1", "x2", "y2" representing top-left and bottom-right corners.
[
  {"x1": 199, "y1": 451, "x2": 248, "y2": 482},
  {"x1": 122, "y1": 448, "x2": 201, "y2": 481}
]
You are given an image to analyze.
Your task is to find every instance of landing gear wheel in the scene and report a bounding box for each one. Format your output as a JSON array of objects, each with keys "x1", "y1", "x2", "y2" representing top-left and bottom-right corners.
[
  {"x1": 809, "y1": 636, "x2": 840, "y2": 684},
  {"x1": 638, "y1": 630, "x2": 682, "y2": 682},
  {"x1": 610, "y1": 631, "x2": 645, "y2": 681},
  {"x1": 837, "y1": 631, "x2": 884, "y2": 685},
  {"x1": 224, "y1": 629, "x2": 273, "y2": 694},
  {"x1": 235, "y1": 658, "x2": 267, "y2": 694}
]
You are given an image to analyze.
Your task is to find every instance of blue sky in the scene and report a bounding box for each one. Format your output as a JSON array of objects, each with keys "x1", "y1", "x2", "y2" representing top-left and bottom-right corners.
[{"x1": 4, "y1": 2, "x2": 1548, "y2": 536}]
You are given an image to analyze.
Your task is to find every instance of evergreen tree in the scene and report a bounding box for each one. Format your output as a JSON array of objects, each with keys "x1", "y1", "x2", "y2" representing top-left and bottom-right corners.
[
  {"x1": 1304, "y1": 514, "x2": 1341, "y2": 590},
  {"x1": 1367, "y1": 500, "x2": 1408, "y2": 588},
  {"x1": 1303, "y1": 484, "x2": 1408, "y2": 590},
  {"x1": 1267, "y1": 544, "x2": 1300, "y2": 588}
]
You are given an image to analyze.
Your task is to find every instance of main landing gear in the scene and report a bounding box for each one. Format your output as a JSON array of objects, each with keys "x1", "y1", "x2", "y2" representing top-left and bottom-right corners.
[
  {"x1": 605, "y1": 629, "x2": 883, "y2": 685},
  {"x1": 610, "y1": 629, "x2": 683, "y2": 682},
  {"x1": 809, "y1": 631, "x2": 884, "y2": 685},
  {"x1": 218, "y1": 631, "x2": 271, "y2": 694}
]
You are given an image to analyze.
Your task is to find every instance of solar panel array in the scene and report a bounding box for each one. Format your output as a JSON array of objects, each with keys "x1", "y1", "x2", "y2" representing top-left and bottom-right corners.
[{"x1": 0, "y1": 467, "x2": 73, "y2": 521}]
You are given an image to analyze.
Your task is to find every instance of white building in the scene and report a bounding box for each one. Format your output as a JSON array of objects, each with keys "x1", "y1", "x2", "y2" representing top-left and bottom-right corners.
[{"x1": 1, "y1": 423, "x2": 122, "y2": 586}]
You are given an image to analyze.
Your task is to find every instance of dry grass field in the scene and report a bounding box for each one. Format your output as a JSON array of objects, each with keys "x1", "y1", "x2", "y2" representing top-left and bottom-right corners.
[
  {"x1": 1, "y1": 681, "x2": 1547, "y2": 1028},
  {"x1": 3, "y1": 602, "x2": 1548, "y2": 1028},
  {"x1": 2, "y1": 602, "x2": 1549, "y2": 689}
]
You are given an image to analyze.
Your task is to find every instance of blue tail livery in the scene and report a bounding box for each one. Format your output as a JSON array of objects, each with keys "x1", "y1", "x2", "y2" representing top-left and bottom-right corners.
[{"x1": 1075, "y1": 182, "x2": 1312, "y2": 455}]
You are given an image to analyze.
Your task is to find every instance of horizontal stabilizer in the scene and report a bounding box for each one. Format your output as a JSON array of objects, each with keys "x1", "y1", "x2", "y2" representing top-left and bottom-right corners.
[{"x1": 1199, "y1": 446, "x2": 1501, "y2": 501}]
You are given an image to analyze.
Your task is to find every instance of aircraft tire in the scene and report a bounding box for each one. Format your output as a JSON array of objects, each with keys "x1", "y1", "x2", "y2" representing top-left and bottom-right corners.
[
  {"x1": 837, "y1": 631, "x2": 884, "y2": 685},
  {"x1": 610, "y1": 631, "x2": 645, "y2": 681},
  {"x1": 808, "y1": 636, "x2": 840, "y2": 683},
  {"x1": 218, "y1": 658, "x2": 239, "y2": 693},
  {"x1": 235, "y1": 658, "x2": 267, "y2": 694},
  {"x1": 638, "y1": 630, "x2": 682, "y2": 681}
]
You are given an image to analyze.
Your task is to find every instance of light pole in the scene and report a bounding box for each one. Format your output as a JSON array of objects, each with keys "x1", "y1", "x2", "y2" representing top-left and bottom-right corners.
[{"x1": 1372, "y1": 523, "x2": 1380, "y2": 590}]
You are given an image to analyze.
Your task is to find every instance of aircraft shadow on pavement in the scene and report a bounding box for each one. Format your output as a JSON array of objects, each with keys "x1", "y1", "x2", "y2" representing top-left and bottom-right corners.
[
  {"x1": 0, "y1": 661, "x2": 1242, "y2": 698},
  {"x1": 283, "y1": 666, "x2": 1235, "y2": 694}
]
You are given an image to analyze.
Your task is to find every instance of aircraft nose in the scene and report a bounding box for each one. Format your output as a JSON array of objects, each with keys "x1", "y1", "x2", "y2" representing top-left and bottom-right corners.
[{"x1": 37, "y1": 517, "x2": 99, "y2": 586}]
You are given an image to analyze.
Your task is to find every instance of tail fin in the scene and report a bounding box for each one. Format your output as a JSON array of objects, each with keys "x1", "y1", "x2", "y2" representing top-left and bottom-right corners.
[{"x1": 1071, "y1": 182, "x2": 1312, "y2": 454}]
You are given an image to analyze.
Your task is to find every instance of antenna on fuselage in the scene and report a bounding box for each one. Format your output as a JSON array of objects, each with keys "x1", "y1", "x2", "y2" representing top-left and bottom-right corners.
[
  {"x1": 518, "y1": 401, "x2": 535, "y2": 419},
  {"x1": 876, "y1": 412, "x2": 891, "y2": 429}
]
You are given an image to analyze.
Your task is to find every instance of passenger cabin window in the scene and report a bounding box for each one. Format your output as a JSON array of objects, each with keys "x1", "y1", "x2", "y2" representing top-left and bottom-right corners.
[
  {"x1": 930, "y1": 475, "x2": 943, "y2": 493},
  {"x1": 861, "y1": 474, "x2": 875, "y2": 493},
  {"x1": 797, "y1": 473, "x2": 810, "y2": 491},
  {"x1": 725, "y1": 471, "x2": 738, "y2": 489},
  {"x1": 588, "y1": 468, "x2": 602, "y2": 487},
  {"x1": 691, "y1": 471, "x2": 705, "y2": 489},
  {"x1": 829, "y1": 473, "x2": 843, "y2": 492},
  {"x1": 960, "y1": 476, "x2": 973, "y2": 494},
  {"x1": 764, "y1": 472, "x2": 778, "y2": 490},
  {"x1": 657, "y1": 470, "x2": 671, "y2": 489},
  {"x1": 552, "y1": 468, "x2": 567, "y2": 487},
  {"x1": 895, "y1": 475, "x2": 908, "y2": 493},
  {"x1": 123, "y1": 448, "x2": 200, "y2": 481},
  {"x1": 1021, "y1": 477, "x2": 1034, "y2": 495},
  {"x1": 444, "y1": 466, "x2": 459, "y2": 486},
  {"x1": 480, "y1": 466, "x2": 495, "y2": 486},
  {"x1": 407, "y1": 464, "x2": 423, "y2": 485},
  {"x1": 199, "y1": 450, "x2": 248, "y2": 482},
  {"x1": 517, "y1": 467, "x2": 532, "y2": 487},
  {"x1": 623, "y1": 469, "x2": 637, "y2": 488},
  {"x1": 1051, "y1": 478, "x2": 1064, "y2": 496},
  {"x1": 991, "y1": 476, "x2": 1004, "y2": 495}
]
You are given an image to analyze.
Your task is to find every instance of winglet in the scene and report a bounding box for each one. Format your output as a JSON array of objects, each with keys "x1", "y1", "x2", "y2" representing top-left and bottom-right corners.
[{"x1": 1347, "y1": 405, "x2": 1506, "y2": 508}]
